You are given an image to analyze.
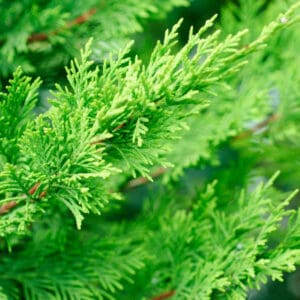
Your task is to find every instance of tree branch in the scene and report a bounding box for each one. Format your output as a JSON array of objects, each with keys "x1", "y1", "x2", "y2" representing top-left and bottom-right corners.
[
  {"x1": 0, "y1": 181, "x2": 47, "y2": 215},
  {"x1": 234, "y1": 113, "x2": 279, "y2": 140},
  {"x1": 27, "y1": 8, "x2": 97, "y2": 43},
  {"x1": 151, "y1": 290, "x2": 175, "y2": 300},
  {"x1": 122, "y1": 167, "x2": 167, "y2": 192},
  {"x1": 0, "y1": 201, "x2": 17, "y2": 215},
  {"x1": 0, "y1": 113, "x2": 279, "y2": 216}
]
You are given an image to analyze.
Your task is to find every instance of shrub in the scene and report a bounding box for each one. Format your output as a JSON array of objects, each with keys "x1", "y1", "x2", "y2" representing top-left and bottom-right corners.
[{"x1": 1, "y1": 1, "x2": 300, "y2": 299}]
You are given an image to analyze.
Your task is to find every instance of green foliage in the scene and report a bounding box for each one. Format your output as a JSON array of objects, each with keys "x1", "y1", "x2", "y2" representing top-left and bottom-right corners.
[
  {"x1": 0, "y1": 0, "x2": 188, "y2": 77},
  {"x1": 0, "y1": 213, "x2": 146, "y2": 300},
  {"x1": 0, "y1": 68, "x2": 41, "y2": 164},
  {"x1": 1, "y1": 0, "x2": 300, "y2": 299},
  {"x1": 113, "y1": 177, "x2": 300, "y2": 300}
]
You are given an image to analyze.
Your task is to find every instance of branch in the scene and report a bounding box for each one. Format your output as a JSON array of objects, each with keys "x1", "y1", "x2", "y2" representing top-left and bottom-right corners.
[
  {"x1": 121, "y1": 114, "x2": 281, "y2": 191},
  {"x1": 0, "y1": 181, "x2": 47, "y2": 216},
  {"x1": 0, "y1": 113, "x2": 279, "y2": 215},
  {"x1": 234, "y1": 113, "x2": 279, "y2": 141},
  {"x1": 122, "y1": 167, "x2": 167, "y2": 192},
  {"x1": 0, "y1": 167, "x2": 165, "y2": 215},
  {"x1": 151, "y1": 290, "x2": 175, "y2": 300},
  {"x1": 0, "y1": 201, "x2": 17, "y2": 215},
  {"x1": 27, "y1": 8, "x2": 97, "y2": 43}
]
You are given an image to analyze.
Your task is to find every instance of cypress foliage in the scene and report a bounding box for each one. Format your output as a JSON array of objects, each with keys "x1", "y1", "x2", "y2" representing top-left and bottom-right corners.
[{"x1": 1, "y1": 0, "x2": 300, "y2": 299}]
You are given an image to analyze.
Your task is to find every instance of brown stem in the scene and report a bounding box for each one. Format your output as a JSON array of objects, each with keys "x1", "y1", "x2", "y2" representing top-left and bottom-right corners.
[
  {"x1": 234, "y1": 113, "x2": 279, "y2": 141},
  {"x1": 0, "y1": 167, "x2": 165, "y2": 216},
  {"x1": 90, "y1": 122, "x2": 128, "y2": 145},
  {"x1": 122, "y1": 167, "x2": 167, "y2": 191},
  {"x1": 39, "y1": 190, "x2": 47, "y2": 198},
  {"x1": 67, "y1": 8, "x2": 97, "y2": 27},
  {"x1": 28, "y1": 182, "x2": 41, "y2": 195},
  {"x1": 27, "y1": 33, "x2": 48, "y2": 43},
  {"x1": 0, "y1": 201, "x2": 17, "y2": 215},
  {"x1": 151, "y1": 290, "x2": 176, "y2": 300},
  {"x1": 27, "y1": 8, "x2": 97, "y2": 43},
  {"x1": 0, "y1": 181, "x2": 47, "y2": 215}
]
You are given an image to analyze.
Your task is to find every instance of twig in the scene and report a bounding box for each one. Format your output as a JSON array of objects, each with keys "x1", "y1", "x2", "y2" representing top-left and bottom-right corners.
[
  {"x1": 151, "y1": 290, "x2": 175, "y2": 300},
  {"x1": 0, "y1": 181, "x2": 47, "y2": 215},
  {"x1": 67, "y1": 8, "x2": 97, "y2": 27},
  {"x1": 0, "y1": 167, "x2": 165, "y2": 215},
  {"x1": 122, "y1": 167, "x2": 167, "y2": 191},
  {"x1": 90, "y1": 122, "x2": 128, "y2": 145},
  {"x1": 0, "y1": 201, "x2": 17, "y2": 215},
  {"x1": 28, "y1": 182, "x2": 41, "y2": 195},
  {"x1": 27, "y1": 8, "x2": 97, "y2": 43},
  {"x1": 234, "y1": 113, "x2": 279, "y2": 140}
]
